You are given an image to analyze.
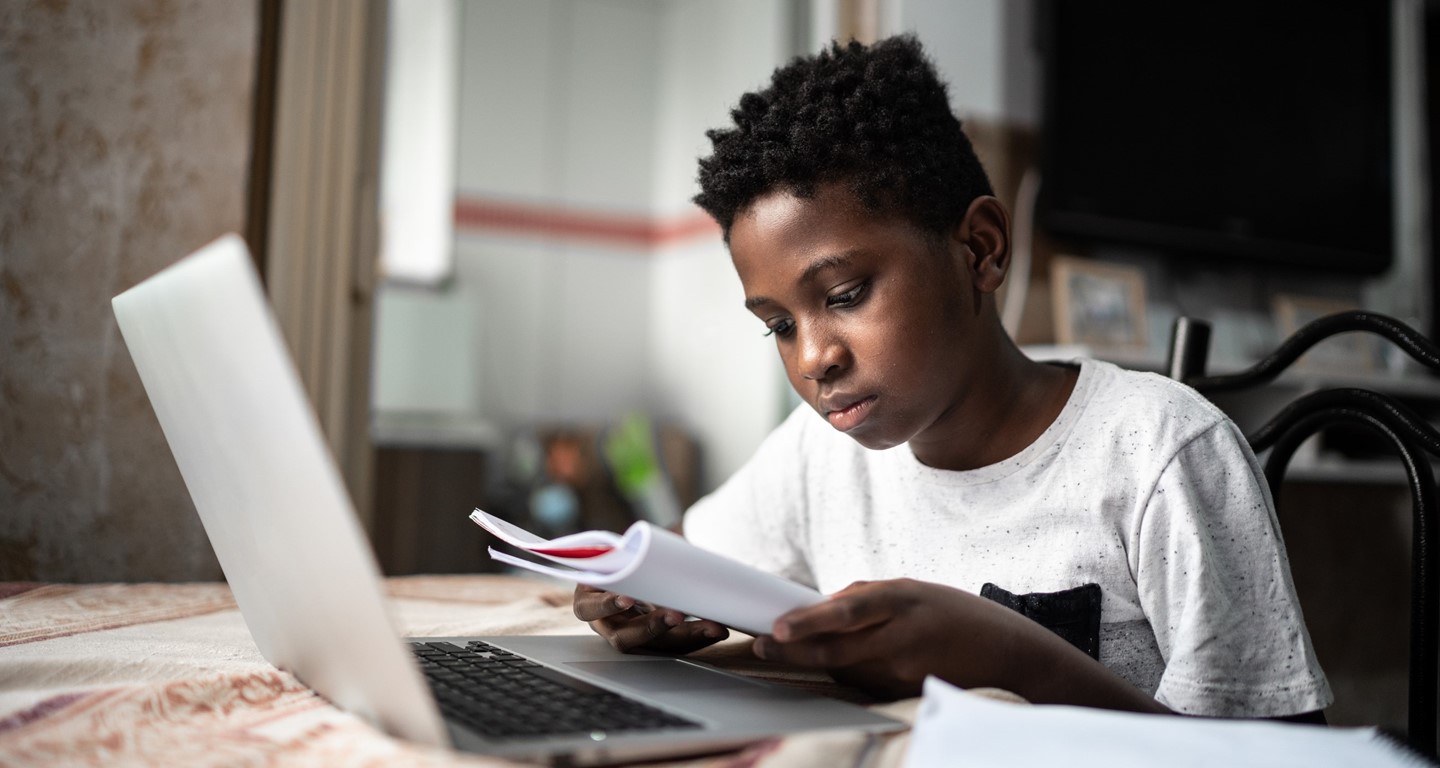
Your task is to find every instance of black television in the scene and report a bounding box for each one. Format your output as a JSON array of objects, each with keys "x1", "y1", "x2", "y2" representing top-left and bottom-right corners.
[{"x1": 1036, "y1": 0, "x2": 1394, "y2": 275}]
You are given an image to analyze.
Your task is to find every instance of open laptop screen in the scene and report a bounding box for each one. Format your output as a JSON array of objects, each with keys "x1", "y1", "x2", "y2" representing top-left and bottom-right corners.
[{"x1": 111, "y1": 234, "x2": 448, "y2": 746}]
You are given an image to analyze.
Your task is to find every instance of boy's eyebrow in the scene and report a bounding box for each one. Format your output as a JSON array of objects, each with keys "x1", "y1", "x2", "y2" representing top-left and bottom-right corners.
[
  {"x1": 743, "y1": 252, "x2": 860, "y2": 311},
  {"x1": 799, "y1": 252, "x2": 857, "y2": 283}
]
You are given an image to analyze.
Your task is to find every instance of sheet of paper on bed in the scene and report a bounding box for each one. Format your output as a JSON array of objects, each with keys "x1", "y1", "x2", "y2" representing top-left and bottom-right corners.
[{"x1": 905, "y1": 677, "x2": 1425, "y2": 768}]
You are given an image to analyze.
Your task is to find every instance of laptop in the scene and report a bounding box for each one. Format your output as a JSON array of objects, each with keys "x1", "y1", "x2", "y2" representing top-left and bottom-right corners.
[{"x1": 111, "y1": 234, "x2": 901, "y2": 765}]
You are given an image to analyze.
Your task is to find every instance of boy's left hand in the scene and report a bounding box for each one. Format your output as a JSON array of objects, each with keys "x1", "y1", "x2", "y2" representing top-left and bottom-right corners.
[
  {"x1": 754, "y1": 578, "x2": 1173, "y2": 714},
  {"x1": 750, "y1": 578, "x2": 1035, "y2": 700}
]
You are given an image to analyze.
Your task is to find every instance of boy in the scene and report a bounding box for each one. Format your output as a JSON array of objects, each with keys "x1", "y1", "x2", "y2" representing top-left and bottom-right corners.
[{"x1": 574, "y1": 35, "x2": 1330, "y2": 719}]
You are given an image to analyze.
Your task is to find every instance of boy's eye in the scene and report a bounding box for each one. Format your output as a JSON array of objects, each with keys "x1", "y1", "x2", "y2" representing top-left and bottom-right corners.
[
  {"x1": 763, "y1": 318, "x2": 796, "y2": 339},
  {"x1": 826, "y1": 281, "x2": 868, "y2": 308}
]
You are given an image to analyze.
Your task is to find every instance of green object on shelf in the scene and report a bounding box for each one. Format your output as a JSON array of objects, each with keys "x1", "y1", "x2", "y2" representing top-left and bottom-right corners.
[
  {"x1": 602, "y1": 412, "x2": 680, "y2": 527},
  {"x1": 603, "y1": 412, "x2": 659, "y2": 496}
]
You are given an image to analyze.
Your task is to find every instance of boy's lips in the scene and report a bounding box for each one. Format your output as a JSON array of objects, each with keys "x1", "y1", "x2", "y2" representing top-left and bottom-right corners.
[{"x1": 823, "y1": 395, "x2": 877, "y2": 431}]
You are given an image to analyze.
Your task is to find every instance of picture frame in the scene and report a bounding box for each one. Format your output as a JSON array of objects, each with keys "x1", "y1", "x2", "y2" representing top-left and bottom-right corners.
[
  {"x1": 1271, "y1": 294, "x2": 1380, "y2": 373},
  {"x1": 1049, "y1": 256, "x2": 1149, "y2": 352}
]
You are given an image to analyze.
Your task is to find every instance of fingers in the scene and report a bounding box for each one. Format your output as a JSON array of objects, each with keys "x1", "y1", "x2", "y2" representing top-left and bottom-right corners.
[
  {"x1": 597, "y1": 609, "x2": 728, "y2": 653},
  {"x1": 610, "y1": 606, "x2": 683, "y2": 645},
  {"x1": 572, "y1": 585, "x2": 637, "y2": 622},
  {"x1": 622, "y1": 610, "x2": 725, "y2": 654},
  {"x1": 573, "y1": 586, "x2": 729, "y2": 653},
  {"x1": 639, "y1": 619, "x2": 730, "y2": 654},
  {"x1": 772, "y1": 581, "x2": 898, "y2": 641},
  {"x1": 753, "y1": 624, "x2": 884, "y2": 669},
  {"x1": 603, "y1": 607, "x2": 686, "y2": 646},
  {"x1": 751, "y1": 580, "x2": 980, "y2": 701}
]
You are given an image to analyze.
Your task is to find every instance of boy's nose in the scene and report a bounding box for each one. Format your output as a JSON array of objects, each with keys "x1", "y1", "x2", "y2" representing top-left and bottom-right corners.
[{"x1": 797, "y1": 331, "x2": 847, "y2": 381}]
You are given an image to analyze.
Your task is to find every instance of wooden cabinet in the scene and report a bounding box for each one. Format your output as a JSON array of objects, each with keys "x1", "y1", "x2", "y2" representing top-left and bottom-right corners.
[{"x1": 372, "y1": 444, "x2": 494, "y2": 576}]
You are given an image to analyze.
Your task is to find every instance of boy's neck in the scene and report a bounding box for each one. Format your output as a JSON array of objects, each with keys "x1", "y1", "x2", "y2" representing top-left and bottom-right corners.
[{"x1": 908, "y1": 338, "x2": 1079, "y2": 472}]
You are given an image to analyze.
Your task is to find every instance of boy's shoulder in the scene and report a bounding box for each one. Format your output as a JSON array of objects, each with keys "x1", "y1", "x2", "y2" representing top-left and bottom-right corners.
[
  {"x1": 1080, "y1": 358, "x2": 1224, "y2": 411},
  {"x1": 1073, "y1": 358, "x2": 1233, "y2": 446}
]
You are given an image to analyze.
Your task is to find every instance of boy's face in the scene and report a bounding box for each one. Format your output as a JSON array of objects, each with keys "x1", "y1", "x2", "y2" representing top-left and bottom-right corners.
[{"x1": 729, "y1": 183, "x2": 992, "y2": 451}]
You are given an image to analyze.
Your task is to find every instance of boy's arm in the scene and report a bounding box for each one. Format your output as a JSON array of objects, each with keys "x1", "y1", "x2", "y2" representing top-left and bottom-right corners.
[
  {"x1": 753, "y1": 578, "x2": 1170, "y2": 713},
  {"x1": 664, "y1": 574, "x2": 1331, "y2": 722}
]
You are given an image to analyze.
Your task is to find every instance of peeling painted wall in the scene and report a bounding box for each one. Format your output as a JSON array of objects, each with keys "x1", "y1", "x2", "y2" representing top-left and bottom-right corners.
[{"x1": 0, "y1": 0, "x2": 258, "y2": 581}]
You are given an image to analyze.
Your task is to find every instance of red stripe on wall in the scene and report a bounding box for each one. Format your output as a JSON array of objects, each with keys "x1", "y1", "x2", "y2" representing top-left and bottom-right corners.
[{"x1": 453, "y1": 196, "x2": 720, "y2": 249}]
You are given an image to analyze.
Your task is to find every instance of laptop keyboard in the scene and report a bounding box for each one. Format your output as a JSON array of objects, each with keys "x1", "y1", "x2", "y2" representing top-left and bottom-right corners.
[{"x1": 410, "y1": 641, "x2": 701, "y2": 740}]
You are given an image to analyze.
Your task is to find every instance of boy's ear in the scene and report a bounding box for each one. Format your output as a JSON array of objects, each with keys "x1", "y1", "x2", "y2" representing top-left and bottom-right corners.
[{"x1": 952, "y1": 196, "x2": 1011, "y2": 294}]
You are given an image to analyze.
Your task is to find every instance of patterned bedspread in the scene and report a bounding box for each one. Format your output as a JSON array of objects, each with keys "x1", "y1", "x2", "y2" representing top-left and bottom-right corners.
[{"x1": 0, "y1": 576, "x2": 924, "y2": 767}]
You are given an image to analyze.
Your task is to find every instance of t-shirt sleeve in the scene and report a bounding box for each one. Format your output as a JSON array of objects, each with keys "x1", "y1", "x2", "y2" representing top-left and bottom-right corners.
[
  {"x1": 1137, "y1": 419, "x2": 1333, "y2": 717},
  {"x1": 682, "y1": 407, "x2": 817, "y2": 589}
]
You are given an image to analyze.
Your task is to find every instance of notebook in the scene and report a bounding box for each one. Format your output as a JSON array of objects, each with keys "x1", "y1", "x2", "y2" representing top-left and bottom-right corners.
[{"x1": 110, "y1": 234, "x2": 901, "y2": 766}]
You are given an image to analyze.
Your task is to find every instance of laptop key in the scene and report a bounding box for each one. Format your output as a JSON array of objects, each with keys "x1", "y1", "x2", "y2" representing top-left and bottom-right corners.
[
  {"x1": 428, "y1": 642, "x2": 468, "y2": 653},
  {"x1": 412, "y1": 643, "x2": 701, "y2": 740},
  {"x1": 526, "y1": 665, "x2": 608, "y2": 695}
]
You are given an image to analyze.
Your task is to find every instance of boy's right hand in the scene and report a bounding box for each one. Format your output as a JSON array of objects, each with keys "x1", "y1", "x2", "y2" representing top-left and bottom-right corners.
[{"x1": 573, "y1": 584, "x2": 729, "y2": 653}]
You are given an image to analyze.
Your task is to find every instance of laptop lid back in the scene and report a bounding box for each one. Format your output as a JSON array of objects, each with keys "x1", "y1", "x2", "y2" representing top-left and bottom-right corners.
[{"x1": 111, "y1": 234, "x2": 447, "y2": 747}]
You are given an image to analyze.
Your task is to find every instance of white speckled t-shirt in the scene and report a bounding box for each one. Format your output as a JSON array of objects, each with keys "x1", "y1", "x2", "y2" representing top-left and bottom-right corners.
[{"x1": 683, "y1": 358, "x2": 1332, "y2": 717}]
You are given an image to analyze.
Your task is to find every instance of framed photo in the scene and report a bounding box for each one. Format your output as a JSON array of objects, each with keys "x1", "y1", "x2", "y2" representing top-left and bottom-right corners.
[
  {"x1": 1271, "y1": 294, "x2": 1380, "y2": 373},
  {"x1": 1050, "y1": 256, "x2": 1148, "y2": 352}
]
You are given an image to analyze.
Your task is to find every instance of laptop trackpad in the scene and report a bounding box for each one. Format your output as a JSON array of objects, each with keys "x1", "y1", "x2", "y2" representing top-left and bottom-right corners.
[{"x1": 566, "y1": 660, "x2": 757, "y2": 693}]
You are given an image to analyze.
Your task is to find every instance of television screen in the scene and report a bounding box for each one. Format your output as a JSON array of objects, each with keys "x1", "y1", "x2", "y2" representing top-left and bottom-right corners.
[{"x1": 1037, "y1": 1, "x2": 1394, "y2": 275}]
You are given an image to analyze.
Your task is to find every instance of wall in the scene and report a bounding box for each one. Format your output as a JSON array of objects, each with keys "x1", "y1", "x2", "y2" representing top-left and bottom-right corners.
[
  {"x1": 374, "y1": 0, "x2": 791, "y2": 490},
  {"x1": 452, "y1": 0, "x2": 662, "y2": 425},
  {"x1": 901, "y1": 0, "x2": 1040, "y2": 128},
  {"x1": 648, "y1": 0, "x2": 793, "y2": 485},
  {"x1": 0, "y1": 0, "x2": 257, "y2": 581}
]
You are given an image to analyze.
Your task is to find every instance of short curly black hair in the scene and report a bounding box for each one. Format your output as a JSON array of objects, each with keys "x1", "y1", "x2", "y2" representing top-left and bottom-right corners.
[{"x1": 694, "y1": 34, "x2": 993, "y2": 241}]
